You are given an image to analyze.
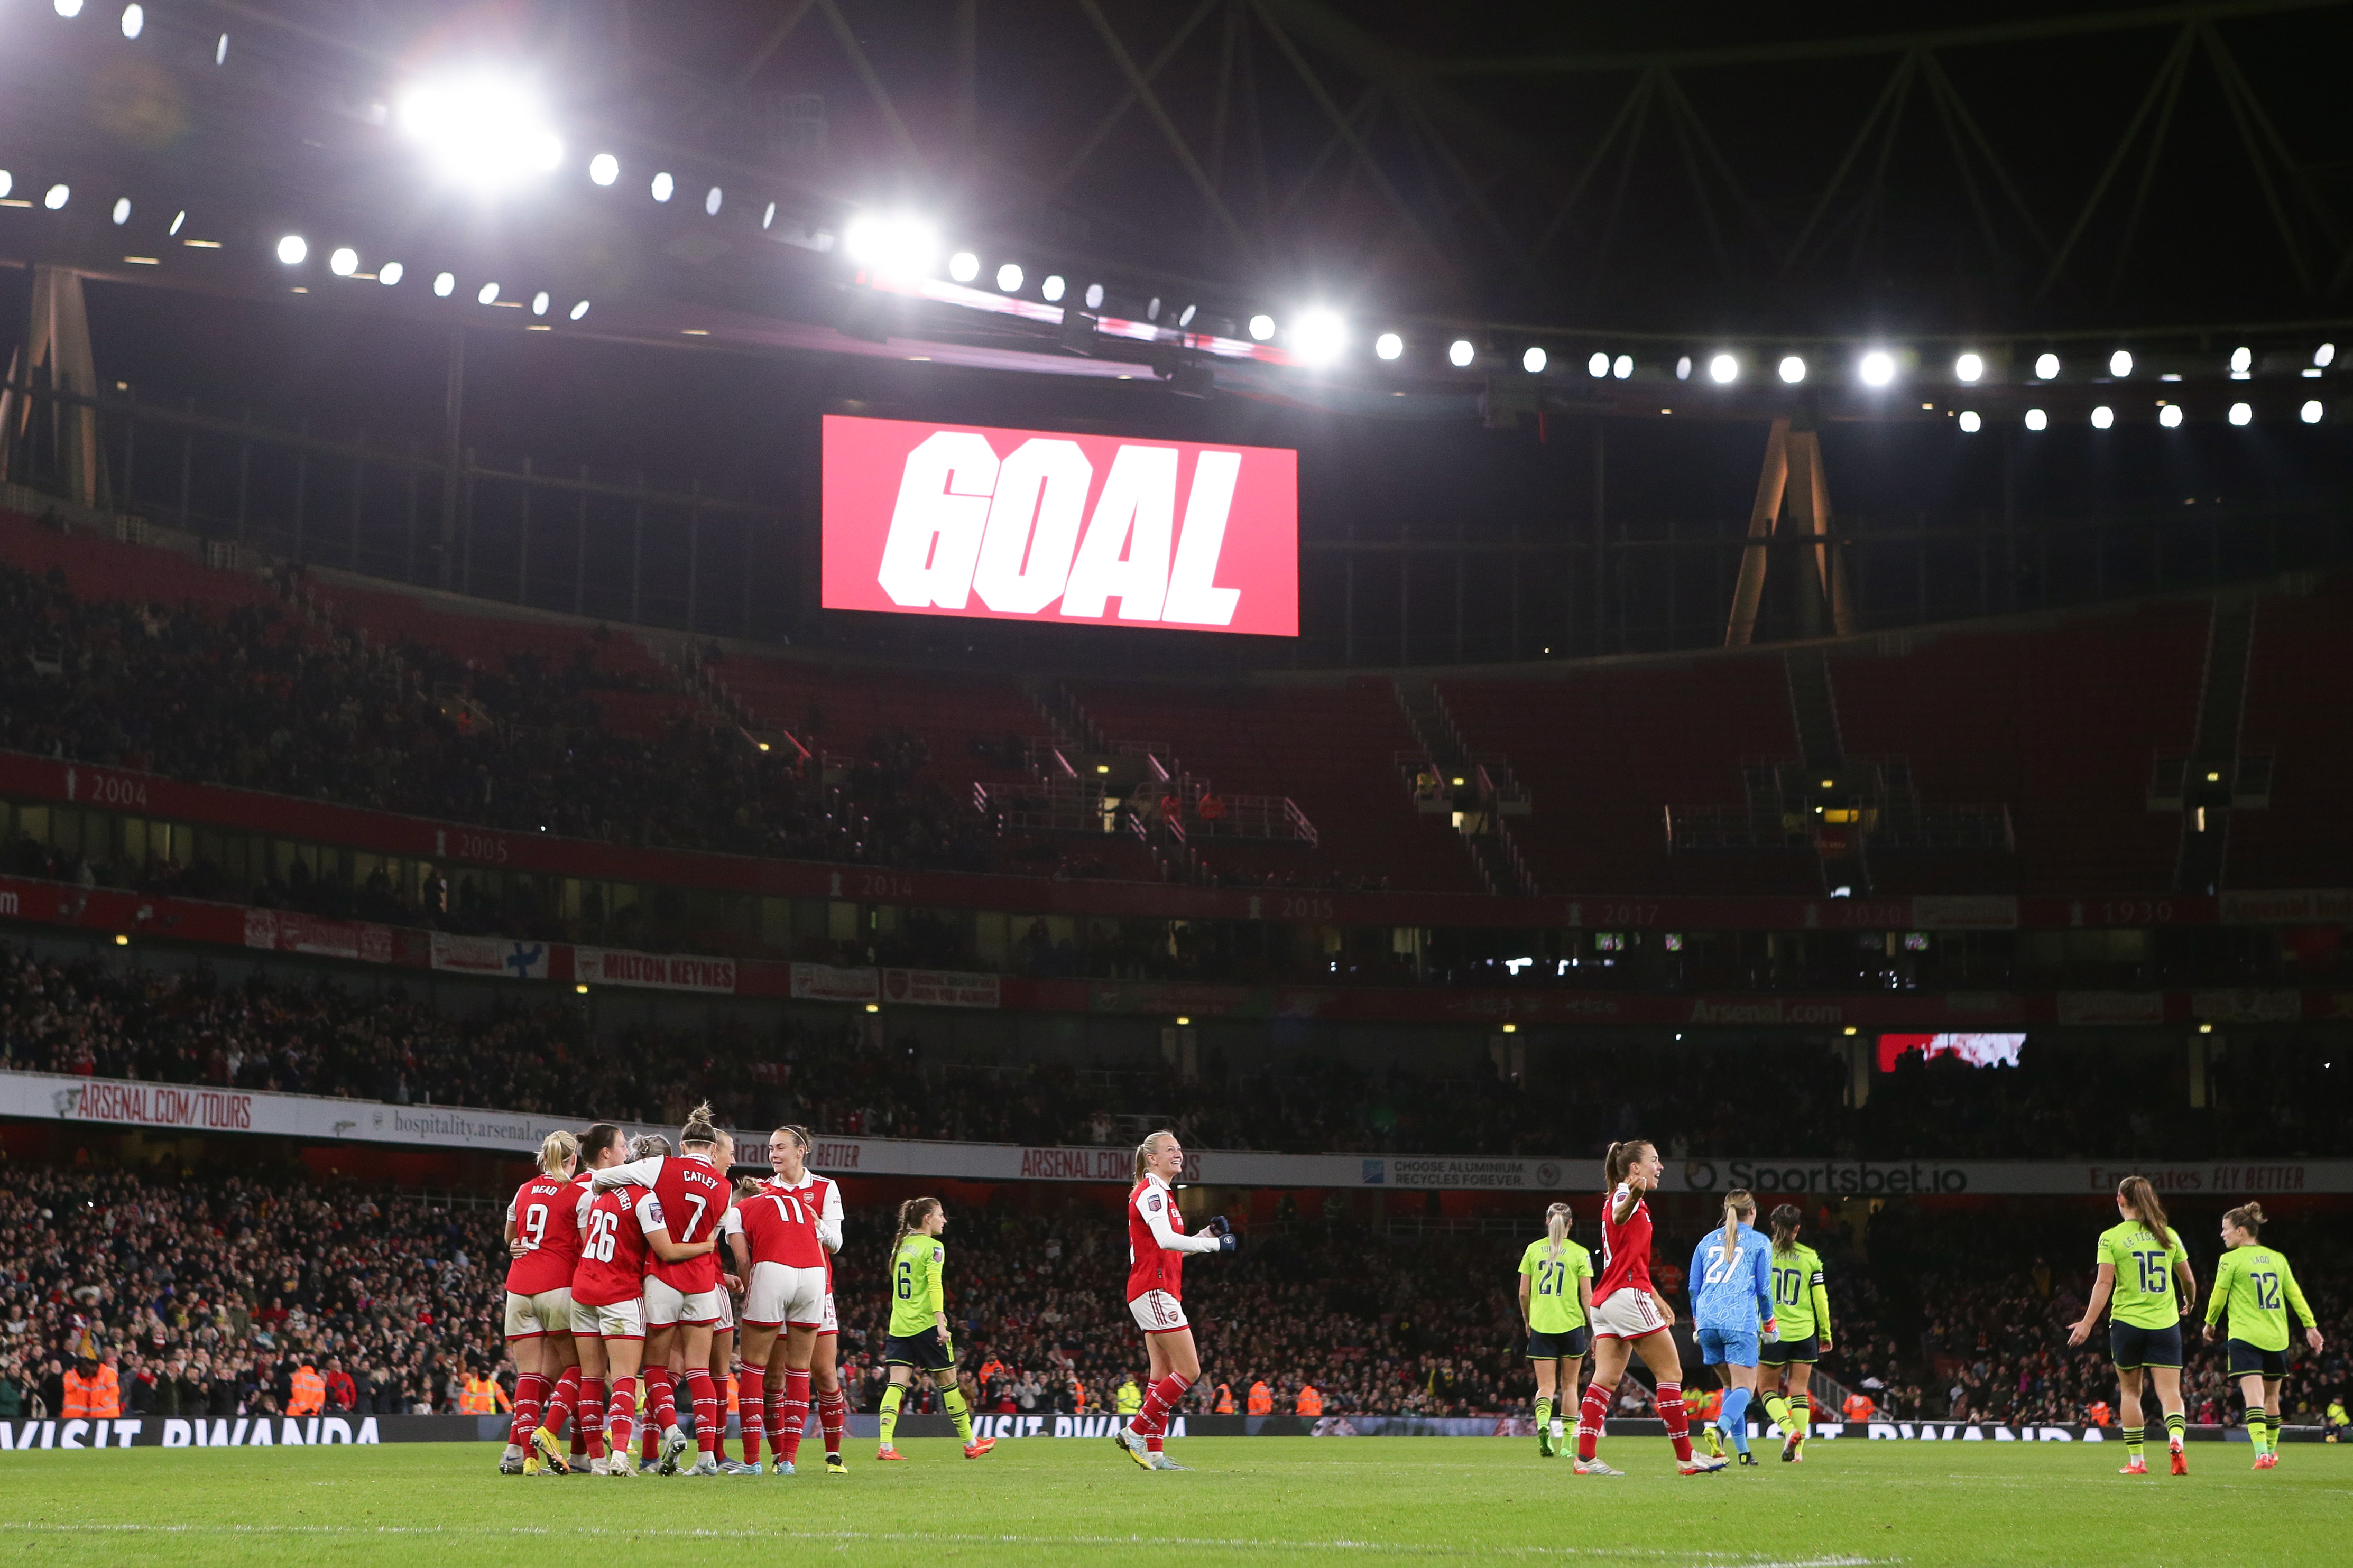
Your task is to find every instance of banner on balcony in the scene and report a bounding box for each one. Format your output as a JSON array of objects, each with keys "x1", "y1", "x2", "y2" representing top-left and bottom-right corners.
[
  {"x1": 789, "y1": 962, "x2": 881, "y2": 1003},
  {"x1": 882, "y1": 967, "x2": 1000, "y2": 1008},
  {"x1": 576, "y1": 947, "x2": 737, "y2": 994},
  {"x1": 429, "y1": 932, "x2": 550, "y2": 980}
]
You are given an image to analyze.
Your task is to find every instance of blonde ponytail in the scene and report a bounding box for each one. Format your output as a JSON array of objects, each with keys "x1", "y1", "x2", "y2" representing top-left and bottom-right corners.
[
  {"x1": 1720, "y1": 1189, "x2": 1756, "y2": 1265},
  {"x1": 1543, "y1": 1202, "x2": 1573, "y2": 1265},
  {"x1": 1133, "y1": 1129, "x2": 1176, "y2": 1184},
  {"x1": 538, "y1": 1129, "x2": 580, "y2": 1176}
]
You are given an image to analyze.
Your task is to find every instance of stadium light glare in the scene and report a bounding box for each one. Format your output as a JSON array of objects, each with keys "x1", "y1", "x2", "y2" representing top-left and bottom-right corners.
[
  {"x1": 1247, "y1": 313, "x2": 1275, "y2": 341},
  {"x1": 43, "y1": 184, "x2": 70, "y2": 211},
  {"x1": 110, "y1": 197, "x2": 130, "y2": 225},
  {"x1": 215, "y1": 31, "x2": 227, "y2": 64},
  {"x1": 1041, "y1": 275, "x2": 1066, "y2": 303},
  {"x1": 477, "y1": 282, "x2": 500, "y2": 305},
  {"x1": 1954, "y1": 352, "x2": 1983, "y2": 382},
  {"x1": 1858, "y1": 349, "x2": 1896, "y2": 386},
  {"x1": 1778, "y1": 355, "x2": 1806, "y2": 384},
  {"x1": 2024, "y1": 407, "x2": 2048, "y2": 431},
  {"x1": 53, "y1": 0, "x2": 82, "y2": 16},
  {"x1": 1958, "y1": 411, "x2": 1981, "y2": 432},
  {"x1": 1709, "y1": 352, "x2": 1738, "y2": 383},
  {"x1": 1374, "y1": 332, "x2": 1403, "y2": 361},
  {"x1": 588, "y1": 152, "x2": 619, "y2": 186},
  {"x1": 702, "y1": 186, "x2": 722, "y2": 216},
  {"x1": 274, "y1": 234, "x2": 306, "y2": 264},
  {"x1": 946, "y1": 250, "x2": 979, "y2": 283},
  {"x1": 650, "y1": 171, "x2": 673, "y2": 202},
  {"x1": 569, "y1": 300, "x2": 589, "y2": 321},
  {"x1": 762, "y1": 202, "x2": 775, "y2": 230},
  {"x1": 1587, "y1": 351, "x2": 1608, "y2": 378},
  {"x1": 2317, "y1": 342, "x2": 2338, "y2": 367},
  {"x1": 2034, "y1": 352, "x2": 2060, "y2": 379},
  {"x1": 1084, "y1": 283, "x2": 1105, "y2": 310},
  {"x1": 2302, "y1": 399, "x2": 2325, "y2": 424},
  {"x1": 2229, "y1": 401, "x2": 2253, "y2": 425},
  {"x1": 995, "y1": 262, "x2": 1022, "y2": 292},
  {"x1": 1521, "y1": 346, "x2": 1547, "y2": 374},
  {"x1": 1447, "y1": 338, "x2": 1475, "y2": 368},
  {"x1": 432, "y1": 271, "x2": 456, "y2": 297},
  {"x1": 2090, "y1": 404, "x2": 2115, "y2": 429},
  {"x1": 328, "y1": 247, "x2": 357, "y2": 276},
  {"x1": 1676, "y1": 355, "x2": 1692, "y2": 381},
  {"x1": 2108, "y1": 348, "x2": 2133, "y2": 377},
  {"x1": 1613, "y1": 354, "x2": 1633, "y2": 380},
  {"x1": 119, "y1": 4, "x2": 142, "y2": 39},
  {"x1": 841, "y1": 212, "x2": 938, "y2": 278},
  {"x1": 531, "y1": 291, "x2": 549, "y2": 316},
  {"x1": 1178, "y1": 304, "x2": 1196, "y2": 327},
  {"x1": 2159, "y1": 403, "x2": 2184, "y2": 429},
  {"x1": 1293, "y1": 310, "x2": 1348, "y2": 364},
  {"x1": 168, "y1": 207, "x2": 181, "y2": 234},
  {"x1": 379, "y1": 262, "x2": 403, "y2": 285},
  {"x1": 395, "y1": 75, "x2": 563, "y2": 190},
  {"x1": 2229, "y1": 346, "x2": 2252, "y2": 377}
]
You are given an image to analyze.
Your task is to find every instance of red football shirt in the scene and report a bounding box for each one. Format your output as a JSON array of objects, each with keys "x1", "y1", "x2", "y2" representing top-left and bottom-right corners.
[
  {"x1": 504, "y1": 1173, "x2": 585, "y2": 1295},
  {"x1": 645, "y1": 1155, "x2": 728, "y2": 1293},
  {"x1": 1127, "y1": 1174, "x2": 1189, "y2": 1302},
  {"x1": 1595, "y1": 1184, "x2": 1656, "y2": 1305},
  {"x1": 572, "y1": 1187, "x2": 664, "y2": 1309},
  {"x1": 735, "y1": 1190, "x2": 827, "y2": 1269}
]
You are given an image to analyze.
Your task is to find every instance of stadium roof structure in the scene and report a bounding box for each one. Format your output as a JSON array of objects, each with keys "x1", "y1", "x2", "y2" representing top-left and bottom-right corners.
[{"x1": 4, "y1": 1, "x2": 2352, "y2": 417}]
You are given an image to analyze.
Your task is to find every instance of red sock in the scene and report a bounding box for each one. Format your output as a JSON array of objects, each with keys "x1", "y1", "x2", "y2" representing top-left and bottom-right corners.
[
  {"x1": 817, "y1": 1387, "x2": 846, "y2": 1458},
  {"x1": 1658, "y1": 1383, "x2": 1693, "y2": 1463},
  {"x1": 577, "y1": 1378, "x2": 605, "y2": 1460},
  {"x1": 1133, "y1": 1372, "x2": 1191, "y2": 1439},
  {"x1": 779, "y1": 1369, "x2": 811, "y2": 1465},
  {"x1": 507, "y1": 1371, "x2": 546, "y2": 1447},
  {"x1": 650, "y1": 1367, "x2": 678, "y2": 1430},
  {"x1": 543, "y1": 1367, "x2": 579, "y2": 1437},
  {"x1": 739, "y1": 1365, "x2": 766, "y2": 1464},
  {"x1": 606, "y1": 1377, "x2": 637, "y2": 1459},
  {"x1": 687, "y1": 1369, "x2": 719, "y2": 1456},
  {"x1": 1576, "y1": 1381, "x2": 1612, "y2": 1461}
]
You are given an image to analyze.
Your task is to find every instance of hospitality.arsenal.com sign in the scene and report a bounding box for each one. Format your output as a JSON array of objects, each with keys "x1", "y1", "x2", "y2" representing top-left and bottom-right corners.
[{"x1": 820, "y1": 414, "x2": 1298, "y2": 635}]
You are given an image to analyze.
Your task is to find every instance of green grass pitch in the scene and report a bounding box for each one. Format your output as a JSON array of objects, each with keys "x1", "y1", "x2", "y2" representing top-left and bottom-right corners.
[{"x1": 2, "y1": 1437, "x2": 2346, "y2": 1566}]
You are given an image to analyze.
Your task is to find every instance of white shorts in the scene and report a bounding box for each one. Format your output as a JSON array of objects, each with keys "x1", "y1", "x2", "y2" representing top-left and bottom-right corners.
[
  {"x1": 588, "y1": 1298, "x2": 644, "y2": 1341},
  {"x1": 504, "y1": 1287, "x2": 573, "y2": 1340},
  {"x1": 744, "y1": 1262, "x2": 828, "y2": 1329},
  {"x1": 1589, "y1": 1288, "x2": 1669, "y2": 1341},
  {"x1": 1128, "y1": 1289, "x2": 1189, "y2": 1334},
  {"x1": 644, "y1": 1277, "x2": 724, "y2": 1328},
  {"x1": 713, "y1": 1287, "x2": 734, "y2": 1333},
  {"x1": 568, "y1": 1294, "x2": 601, "y2": 1337},
  {"x1": 820, "y1": 1291, "x2": 837, "y2": 1336}
]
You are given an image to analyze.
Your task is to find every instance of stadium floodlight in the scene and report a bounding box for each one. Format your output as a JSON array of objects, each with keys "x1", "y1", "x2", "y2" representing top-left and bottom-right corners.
[
  {"x1": 588, "y1": 152, "x2": 619, "y2": 186},
  {"x1": 1294, "y1": 309, "x2": 1347, "y2": 365},
  {"x1": 119, "y1": 4, "x2": 142, "y2": 39},
  {"x1": 1084, "y1": 283, "x2": 1106, "y2": 310},
  {"x1": 1178, "y1": 304, "x2": 1196, "y2": 327},
  {"x1": 2229, "y1": 401, "x2": 2253, "y2": 425},
  {"x1": 0, "y1": 173, "x2": 11, "y2": 200},
  {"x1": 53, "y1": 0, "x2": 82, "y2": 16},
  {"x1": 841, "y1": 212, "x2": 938, "y2": 278},
  {"x1": 396, "y1": 75, "x2": 563, "y2": 190},
  {"x1": 328, "y1": 247, "x2": 358, "y2": 276},
  {"x1": 1954, "y1": 352, "x2": 1984, "y2": 382},
  {"x1": 1247, "y1": 313, "x2": 1275, "y2": 341},
  {"x1": 531, "y1": 291, "x2": 549, "y2": 316},
  {"x1": 2108, "y1": 348, "x2": 2133, "y2": 377},
  {"x1": 1147, "y1": 298, "x2": 1161, "y2": 321},
  {"x1": 1588, "y1": 351, "x2": 1609, "y2": 378},
  {"x1": 651, "y1": 171, "x2": 674, "y2": 202},
  {"x1": 704, "y1": 186, "x2": 723, "y2": 216},
  {"x1": 1521, "y1": 346, "x2": 1548, "y2": 374},
  {"x1": 1858, "y1": 349, "x2": 1896, "y2": 386},
  {"x1": 2229, "y1": 346, "x2": 2252, "y2": 377},
  {"x1": 1676, "y1": 355, "x2": 1692, "y2": 380},
  {"x1": 947, "y1": 250, "x2": 979, "y2": 283},
  {"x1": 1958, "y1": 411, "x2": 1981, "y2": 432},
  {"x1": 569, "y1": 300, "x2": 590, "y2": 321},
  {"x1": 43, "y1": 184, "x2": 69, "y2": 211},
  {"x1": 1041, "y1": 275, "x2": 1066, "y2": 302},
  {"x1": 110, "y1": 198, "x2": 130, "y2": 225},
  {"x1": 1778, "y1": 355, "x2": 1806, "y2": 384},
  {"x1": 762, "y1": 203, "x2": 775, "y2": 229},
  {"x1": 379, "y1": 262, "x2": 404, "y2": 285},
  {"x1": 1709, "y1": 352, "x2": 1738, "y2": 383},
  {"x1": 2318, "y1": 342, "x2": 2338, "y2": 368},
  {"x1": 1448, "y1": 338, "x2": 1475, "y2": 367},
  {"x1": 433, "y1": 271, "x2": 456, "y2": 296},
  {"x1": 2091, "y1": 404, "x2": 2115, "y2": 429},
  {"x1": 1613, "y1": 354, "x2": 1632, "y2": 379},
  {"x1": 1374, "y1": 332, "x2": 1403, "y2": 361},
  {"x1": 168, "y1": 208, "x2": 183, "y2": 234},
  {"x1": 275, "y1": 234, "x2": 306, "y2": 264},
  {"x1": 477, "y1": 282, "x2": 500, "y2": 304},
  {"x1": 2034, "y1": 352, "x2": 2060, "y2": 379},
  {"x1": 995, "y1": 262, "x2": 1022, "y2": 292},
  {"x1": 2024, "y1": 407, "x2": 2048, "y2": 431},
  {"x1": 2302, "y1": 399, "x2": 2325, "y2": 424},
  {"x1": 2159, "y1": 403, "x2": 2184, "y2": 429},
  {"x1": 215, "y1": 31, "x2": 227, "y2": 64}
]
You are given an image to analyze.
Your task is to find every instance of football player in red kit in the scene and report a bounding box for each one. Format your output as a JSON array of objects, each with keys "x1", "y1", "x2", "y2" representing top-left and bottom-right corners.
[
  {"x1": 1113, "y1": 1130, "x2": 1235, "y2": 1471},
  {"x1": 730, "y1": 1126, "x2": 837, "y2": 1474},
  {"x1": 766, "y1": 1127, "x2": 851, "y2": 1476},
  {"x1": 502, "y1": 1130, "x2": 584, "y2": 1475},
  {"x1": 571, "y1": 1134, "x2": 718, "y2": 1477},
  {"x1": 1573, "y1": 1139, "x2": 1727, "y2": 1476},
  {"x1": 549, "y1": 1122, "x2": 630, "y2": 1473}
]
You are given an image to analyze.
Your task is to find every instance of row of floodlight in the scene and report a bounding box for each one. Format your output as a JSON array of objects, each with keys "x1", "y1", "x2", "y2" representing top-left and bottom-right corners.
[{"x1": 1951, "y1": 401, "x2": 2327, "y2": 432}]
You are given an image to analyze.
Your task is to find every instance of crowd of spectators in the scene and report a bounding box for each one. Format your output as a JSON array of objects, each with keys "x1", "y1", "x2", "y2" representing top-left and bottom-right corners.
[{"x1": 3, "y1": 943, "x2": 2348, "y2": 1163}]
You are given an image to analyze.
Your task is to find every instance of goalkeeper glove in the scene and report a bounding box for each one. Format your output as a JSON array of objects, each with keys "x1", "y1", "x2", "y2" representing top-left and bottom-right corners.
[
  {"x1": 1215, "y1": 1233, "x2": 1238, "y2": 1254},
  {"x1": 1202, "y1": 1215, "x2": 1232, "y2": 1238}
]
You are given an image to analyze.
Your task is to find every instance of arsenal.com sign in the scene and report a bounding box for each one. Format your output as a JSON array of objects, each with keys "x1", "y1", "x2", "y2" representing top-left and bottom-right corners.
[{"x1": 820, "y1": 414, "x2": 1298, "y2": 636}]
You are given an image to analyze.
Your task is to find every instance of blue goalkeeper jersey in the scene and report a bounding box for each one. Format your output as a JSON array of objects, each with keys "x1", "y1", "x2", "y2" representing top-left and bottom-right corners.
[{"x1": 1689, "y1": 1221, "x2": 1775, "y2": 1335}]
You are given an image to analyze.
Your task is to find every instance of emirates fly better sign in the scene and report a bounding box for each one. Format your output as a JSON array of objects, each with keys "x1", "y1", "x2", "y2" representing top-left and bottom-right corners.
[{"x1": 820, "y1": 415, "x2": 1298, "y2": 635}]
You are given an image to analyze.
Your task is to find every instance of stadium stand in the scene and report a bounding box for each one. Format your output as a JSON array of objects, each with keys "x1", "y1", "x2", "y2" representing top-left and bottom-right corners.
[{"x1": 2222, "y1": 577, "x2": 2353, "y2": 888}]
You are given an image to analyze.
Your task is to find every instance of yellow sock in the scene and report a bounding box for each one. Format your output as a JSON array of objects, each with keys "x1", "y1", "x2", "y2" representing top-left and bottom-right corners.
[
  {"x1": 1792, "y1": 1394, "x2": 1811, "y2": 1439},
  {"x1": 878, "y1": 1384, "x2": 903, "y2": 1449},
  {"x1": 942, "y1": 1385, "x2": 974, "y2": 1446}
]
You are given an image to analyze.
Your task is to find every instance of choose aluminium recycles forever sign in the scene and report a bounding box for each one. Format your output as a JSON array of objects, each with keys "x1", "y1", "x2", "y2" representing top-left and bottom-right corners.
[{"x1": 7, "y1": 1071, "x2": 2351, "y2": 1194}]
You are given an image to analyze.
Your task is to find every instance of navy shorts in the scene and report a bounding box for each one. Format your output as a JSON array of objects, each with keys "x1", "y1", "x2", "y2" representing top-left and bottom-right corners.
[
  {"x1": 2109, "y1": 1321, "x2": 2183, "y2": 1371},
  {"x1": 1760, "y1": 1334, "x2": 1819, "y2": 1367},
  {"x1": 883, "y1": 1329, "x2": 955, "y2": 1372},
  {"x1": 2226, "y1": 1339, "x2": 2287, "y2": 1379},
  {"x1": 1527, "y1": 1327, "x2": 1590, "y2": 1359}
]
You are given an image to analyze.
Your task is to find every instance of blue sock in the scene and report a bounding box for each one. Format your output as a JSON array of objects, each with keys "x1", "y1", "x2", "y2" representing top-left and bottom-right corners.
[{"x1": 1720, "y1": 1388, "x2": 1752, "y2": 1455}]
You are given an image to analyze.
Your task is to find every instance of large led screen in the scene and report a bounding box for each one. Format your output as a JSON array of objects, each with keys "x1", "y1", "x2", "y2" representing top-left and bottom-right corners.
[
  {"x1": 820, "y1": 415, "x2": 1298, "y2": 636},
  {"x1": 1877, "y1": 1032, "x2": 2027, "y2": 1071}
]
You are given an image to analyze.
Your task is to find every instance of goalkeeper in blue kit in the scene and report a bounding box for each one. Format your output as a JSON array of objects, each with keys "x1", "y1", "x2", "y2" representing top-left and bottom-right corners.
[{"x1": 1688, "y1": 1190, "x2": 1776, "y2": 1464}]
